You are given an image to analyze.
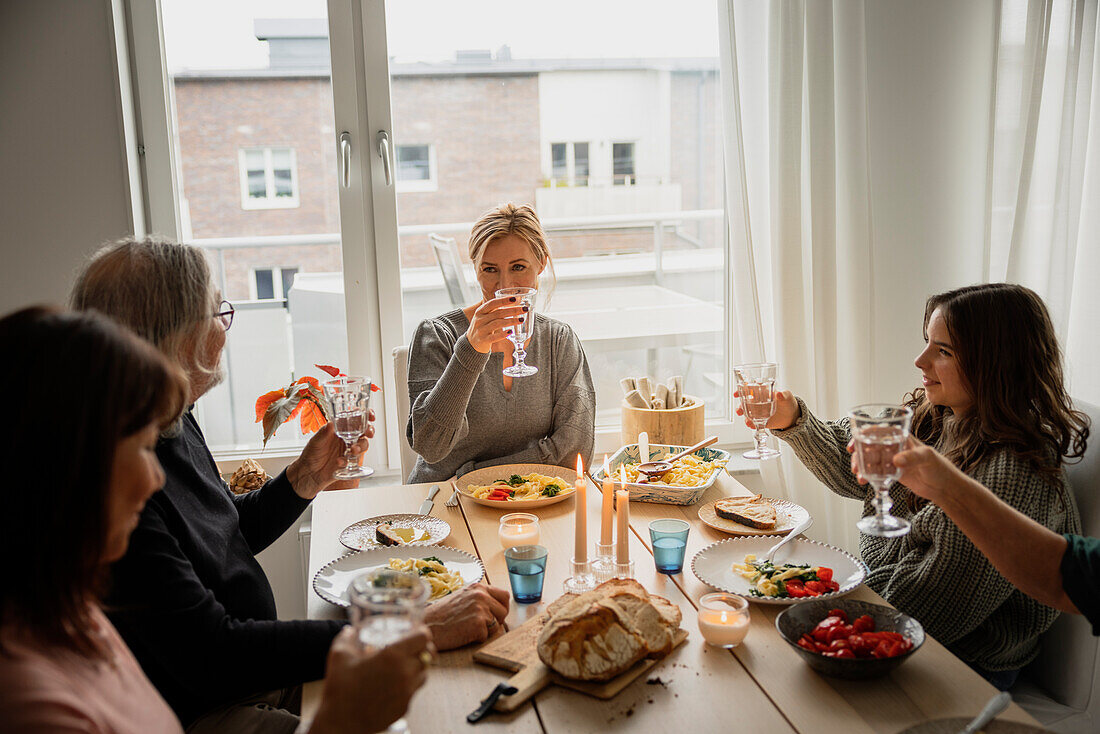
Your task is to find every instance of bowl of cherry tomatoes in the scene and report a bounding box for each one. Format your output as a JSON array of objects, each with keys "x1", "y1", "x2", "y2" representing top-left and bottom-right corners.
[{"x1": 775, "y1": 599, "x2": 924, "y2": 679}]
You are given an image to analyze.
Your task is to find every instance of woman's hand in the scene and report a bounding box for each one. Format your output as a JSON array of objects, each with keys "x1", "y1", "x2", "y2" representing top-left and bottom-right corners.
[
  {"x1": 423, "y1": 583, "x2": 510, "y2": 650},
  {"x1": 733, "y1": 389, "x2": 800, "y2": 431},
  {"x1": 466, "y1": 296, "x2": 527, "y2": 354},
  {"x1": 287, "y1": 413, "x2": 374, "y2": 499},
  {"x1": 309, "y1": 626, "x2": 431, "y2": 734}
]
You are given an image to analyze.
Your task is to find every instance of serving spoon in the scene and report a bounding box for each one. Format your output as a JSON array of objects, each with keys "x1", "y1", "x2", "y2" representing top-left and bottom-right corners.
[{"x1": 635, "y1": 435, "x2": 719, "y2": 481}]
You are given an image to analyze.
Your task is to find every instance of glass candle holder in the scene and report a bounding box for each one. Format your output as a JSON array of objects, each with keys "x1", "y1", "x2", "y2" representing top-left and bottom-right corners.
[
  {"x1": 498, "y1": 513, "x2": 540, "y2": 549},
  {"x1": 563, "y1": 557, "x2": 597, "y2": 594},
  {"x1": 697, "y1": 593, "x2": 750, "y2": 648}
]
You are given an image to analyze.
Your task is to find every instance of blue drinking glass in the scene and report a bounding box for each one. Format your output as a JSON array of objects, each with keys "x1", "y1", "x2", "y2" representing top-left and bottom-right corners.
[
  {"x1": 649, "y1": 519, "x2": 690, "y2": 574},
  {"x1": 504, "y1": 545, "x2": 549, "y2": 603}
]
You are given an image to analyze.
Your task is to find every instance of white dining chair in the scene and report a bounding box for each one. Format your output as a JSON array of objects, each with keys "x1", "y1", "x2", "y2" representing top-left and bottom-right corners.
[
  {"x1": 1013, "y1": 399, "x2": 1100, "y2": 733},
  {"x1": 392, "y1": 345, "x2": 419, "y2": 483},
  {"x1": 429, "y1": 233, "x2": 477, "y2": 308}
]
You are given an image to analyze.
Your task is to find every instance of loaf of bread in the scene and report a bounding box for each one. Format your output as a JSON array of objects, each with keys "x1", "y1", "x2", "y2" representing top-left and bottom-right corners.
[
  {"x1": 537, "y1": 579, "x2": 682, "y2": 682},
  {"x1": 714, "y1": 494, "x2": 777, "y2": 529}
]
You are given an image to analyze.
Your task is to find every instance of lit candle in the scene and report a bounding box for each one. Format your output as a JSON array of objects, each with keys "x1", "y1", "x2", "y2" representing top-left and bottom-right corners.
[
  {"x1": 498, "y1": 513, "x2": 540, "y2": 549},
  {"x1": 600, "y1": 455, "x2": 614, "y2": 545},
  {"x1": 616, "y1": 465, "x2": 630, "y2": 564},
  {"x1": 574, "y1": 455, "x2": 587, "y2": 562},
  {"x1": 697, "y1": 593, "x2": 750, "y2": 648}
]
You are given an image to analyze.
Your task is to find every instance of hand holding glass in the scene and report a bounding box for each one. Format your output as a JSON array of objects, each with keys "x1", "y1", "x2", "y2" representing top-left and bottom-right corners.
[
  {"x1": 323, "y1": 376, "x2": 374, "y2": 479},
  {"x1": 734, "y1": 362, "x2": 780, "y2": 460},
  {"x1": 495, "y1": 287, "x2": 538, "y2": 377},
  {"x1": 850, "y1": 404, "x2": 913, "y2": 537}
]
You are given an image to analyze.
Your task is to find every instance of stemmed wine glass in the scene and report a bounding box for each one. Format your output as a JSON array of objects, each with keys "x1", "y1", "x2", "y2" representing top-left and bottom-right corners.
[
  {"x1": 322, "y1": 376, "x2": 374, "y2": 479},
  {"x1": 348, "y1": 568, "x2": 430, "y2": 734},
  {"x1": 850, "y1": 404, "x2": 913, "y2": 537},
  {"x1": 495, "y1": 287, "x2": 538, "y2": 377},
  {"x1": 734, "y1": 362, "x2": 781, "y2": 460}
]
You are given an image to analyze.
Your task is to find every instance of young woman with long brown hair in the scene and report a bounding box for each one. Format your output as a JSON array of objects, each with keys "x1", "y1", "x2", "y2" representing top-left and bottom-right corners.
[{"x1": 748, "y1": 283, "x2": 1088, "y2": 689}]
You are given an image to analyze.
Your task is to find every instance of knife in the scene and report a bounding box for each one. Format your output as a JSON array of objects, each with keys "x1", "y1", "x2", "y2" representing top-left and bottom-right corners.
[{"x1": 418, "y1": 485, "x2": 440, "y2": 515}]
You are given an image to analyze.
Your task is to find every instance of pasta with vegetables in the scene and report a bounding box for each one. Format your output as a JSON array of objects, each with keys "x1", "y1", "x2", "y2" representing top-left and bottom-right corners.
[{"x1": 387, "y1": 557, "x2": 465, "y2": 600}]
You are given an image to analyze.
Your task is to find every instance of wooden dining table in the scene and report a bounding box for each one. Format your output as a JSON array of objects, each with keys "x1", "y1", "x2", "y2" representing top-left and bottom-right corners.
[{"x1": 303, "y1": 471, "x2": 1043, "y2": 733}]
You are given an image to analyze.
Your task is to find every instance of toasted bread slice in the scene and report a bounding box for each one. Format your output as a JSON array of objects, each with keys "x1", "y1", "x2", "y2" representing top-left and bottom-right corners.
[
  {"x1": 715, "y1": 495, "x2": 777, "y2": 529},
  {"x1": 374, "y1": 523, "x2": 403, "y2": 546}
]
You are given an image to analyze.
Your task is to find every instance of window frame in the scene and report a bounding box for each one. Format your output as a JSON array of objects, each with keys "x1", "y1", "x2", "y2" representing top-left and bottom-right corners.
[
  {"x1": 612, "y1": 140, "x2": 636, "y2": 185},
  {"x1": 238, "y1": 146, "x2": 301, "y2": 209},
  {"x1": 249, "y1": 265, "x2": 300, "y2": 300},
  {"x1": 394, "y1": 143, "x2": 438, "y2": 192},
  {"x1": 128, "y1": 0, "x2": 750, "y2": 472}
]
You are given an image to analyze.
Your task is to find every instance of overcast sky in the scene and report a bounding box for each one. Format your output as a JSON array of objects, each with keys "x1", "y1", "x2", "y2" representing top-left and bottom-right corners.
[{"x1": 162, "y1": 0, "x2": 721, "y2": 72}]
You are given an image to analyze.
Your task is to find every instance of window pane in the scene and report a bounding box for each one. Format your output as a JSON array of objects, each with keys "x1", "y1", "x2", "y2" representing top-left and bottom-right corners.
[
  {"x1": 247, "y1": 169, "x2": 267, "y2": 198},
  {"x1": 573, "y1": 142, "x2": 589, "y2": 185},
  {"x1": 254, "y1": 268, "x2": 275, "y2": 300},
  {"x1": 280, "y1": 267, "x2": 299, "y2": 297},
  {"x1": 387, "y1": 2, "x2": 727, "y2": 429},
  {"x1": 273, "y1": 168, "x2": 293, "y2": 197},
  {"x1": 166, "y1": 4, "x2": 347, "y2": 452},
  {"x1": 396, "y1": 145, "x2": 431, "y2": 181},
  {"x1": 551, "y1": 142, "x2": 567, "y2": 180},
  {"x1": 613, "y1": 142, "x2": 635, "y2": 184}
]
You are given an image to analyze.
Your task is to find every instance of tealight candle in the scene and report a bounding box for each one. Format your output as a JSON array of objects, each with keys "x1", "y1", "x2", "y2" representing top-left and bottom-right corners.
[
  {"x1": 697, "y1": 593, "x2": 750, "y2": 648},
  {"x1": 498, "y1": 513, "x2": 540, "y2": 549}
]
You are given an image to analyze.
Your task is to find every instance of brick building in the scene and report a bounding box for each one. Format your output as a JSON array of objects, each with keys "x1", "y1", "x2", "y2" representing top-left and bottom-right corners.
[{"x1": 172, "y1": 24, "x2": 721, "y2": 302}]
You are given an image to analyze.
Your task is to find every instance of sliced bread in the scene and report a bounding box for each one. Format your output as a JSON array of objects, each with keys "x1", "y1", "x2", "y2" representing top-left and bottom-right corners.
[{"x1": 714, "y1": 495, "x2": 777, "y2": 529}]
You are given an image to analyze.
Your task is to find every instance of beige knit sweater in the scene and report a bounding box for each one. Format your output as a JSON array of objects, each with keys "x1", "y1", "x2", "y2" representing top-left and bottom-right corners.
[{"x1": 773, "y1": 398, "x2": 1081, "y2": 672}]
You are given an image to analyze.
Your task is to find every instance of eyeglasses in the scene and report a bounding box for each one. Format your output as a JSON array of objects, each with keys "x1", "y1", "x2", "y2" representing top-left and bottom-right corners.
[{"x1": 214, "y1": 300, "x2": 235, "y2": 331}]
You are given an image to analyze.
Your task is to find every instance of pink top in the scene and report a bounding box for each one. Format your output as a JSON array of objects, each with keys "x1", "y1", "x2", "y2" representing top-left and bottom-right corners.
[{"x1": 0, "y1": 605, "x2": 182, "y2": 733}]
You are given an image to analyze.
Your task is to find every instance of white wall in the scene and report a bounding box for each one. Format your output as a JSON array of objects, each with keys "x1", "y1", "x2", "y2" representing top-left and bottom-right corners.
[
  {"x1": 0, "y1": 0, "x2": 138, "y2": 314},
  {"x1": 538, "y1": 70, "x2": 672, "y2": 183}
]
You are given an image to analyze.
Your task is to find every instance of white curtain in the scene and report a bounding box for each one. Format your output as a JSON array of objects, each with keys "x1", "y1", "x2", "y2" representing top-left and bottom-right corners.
[
  {"x1": 989, "y1": 0, "x2": 1100, "y2": 407},
  {"x1": 719, "y1": 0, "x2": 1100, "y2": 552},
  {"x1": 720, "y1": 0, "x2": 877, "y2": 552}
]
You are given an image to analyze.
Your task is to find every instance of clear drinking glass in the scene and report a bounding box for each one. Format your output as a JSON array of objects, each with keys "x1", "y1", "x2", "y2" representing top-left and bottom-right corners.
[
  {"x1": 850, "y1": 404, "x2": 914, "y2": 537},
  {"x1": 322, "y1": 376, "x2": 374, "y2": 479},
  {"x1": 495, "y1": 287, "x2": 538, "y2": 377},
  {"x1": 504, "y1": 545, "x2": 548, "y2": 603},
  {"x1": 347, "y1": 569, "x2": 430, "y2": 734},
  {"x1": 648, "y1": 519, "x2": 690, "y2": 574},
  {"x1": 734, "y1": 362, "x2": 780, "y2": 460}
]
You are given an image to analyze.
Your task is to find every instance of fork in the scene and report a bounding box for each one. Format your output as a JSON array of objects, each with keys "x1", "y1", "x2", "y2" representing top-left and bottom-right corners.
[
  {"x1": 763, "y1": 515, "x2": 814, "y2": 564},
  {"x1": 445, "y1": 479, "x2": 461, "y2": 507}
]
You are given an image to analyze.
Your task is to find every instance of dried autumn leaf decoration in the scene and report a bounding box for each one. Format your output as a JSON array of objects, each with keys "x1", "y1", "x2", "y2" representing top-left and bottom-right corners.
[{"x1": 256, "y1": 367, "x2": 381, "y2": 446}]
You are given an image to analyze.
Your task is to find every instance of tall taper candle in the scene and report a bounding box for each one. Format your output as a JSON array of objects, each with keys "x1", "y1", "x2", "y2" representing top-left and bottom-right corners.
[
  {"x1": 616, "y1": 466, "x2": 630, "y2": 564},
  {"x1": 574, "y1": 455, "x2": 587, "y2": 562},
  {"x1": 600, "y1": 455, "x2": 613, "y2": 545}
]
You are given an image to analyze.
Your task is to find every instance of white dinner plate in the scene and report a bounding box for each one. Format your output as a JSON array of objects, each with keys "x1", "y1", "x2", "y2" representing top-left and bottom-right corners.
[
  {"x1": 457, "y1": 463, "x2": 577, "y2": 509},
  {"x1": 313, "y1": 546, "x2": 485, "y2": 608},
  {"x1": 339, "y1": 513, "x2": 451, "y2": 552},
  {"x1": 691, "y1": 536, "x2": 867, "y2": 605},
  {"x1": 697, "y1": 497, "x2": 811, "y2": 537}
]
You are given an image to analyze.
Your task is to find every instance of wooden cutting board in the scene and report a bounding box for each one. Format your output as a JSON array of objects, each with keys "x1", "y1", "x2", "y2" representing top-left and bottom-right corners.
[{"x1": 473, "y1": 608, "x2": 688, "y2": 712}]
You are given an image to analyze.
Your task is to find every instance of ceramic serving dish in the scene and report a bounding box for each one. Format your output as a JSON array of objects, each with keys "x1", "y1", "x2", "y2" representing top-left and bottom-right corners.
[{"x1": 590, "y1": 443, "x2": 731, "y2": 505}]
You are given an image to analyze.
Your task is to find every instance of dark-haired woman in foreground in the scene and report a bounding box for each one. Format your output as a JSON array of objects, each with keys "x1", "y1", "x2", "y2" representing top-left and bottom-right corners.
[
  {"x1": 741, "y1": 284, "x2": 1087, "y2": 689},
  {"x1": 0, "y1": 308, "x2": 429, "y2": 733}
]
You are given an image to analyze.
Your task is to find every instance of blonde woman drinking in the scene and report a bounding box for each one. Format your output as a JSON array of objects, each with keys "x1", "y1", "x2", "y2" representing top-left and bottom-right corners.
[{"x1": 406, "y1": 203, "x2": 595, "y2": 482}]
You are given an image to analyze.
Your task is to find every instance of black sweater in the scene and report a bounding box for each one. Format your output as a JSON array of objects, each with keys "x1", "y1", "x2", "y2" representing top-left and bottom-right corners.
[{"x1": 106, "y1": 411, "x2": 345, "y2": 727}]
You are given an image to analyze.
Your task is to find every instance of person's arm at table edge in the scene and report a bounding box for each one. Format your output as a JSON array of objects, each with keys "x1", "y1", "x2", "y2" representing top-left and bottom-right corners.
[{"x1": 893, "y1": 445, "x2": 1080, "y2": 615}]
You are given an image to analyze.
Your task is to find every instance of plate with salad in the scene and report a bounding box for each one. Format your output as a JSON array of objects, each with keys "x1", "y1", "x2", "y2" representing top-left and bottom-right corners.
[
  {"x1": 458, "y1": 463, "x2": 577, "y2": 509},
  {"x1": 691, "y1": 536, "x2": 867, "y2": 605}
]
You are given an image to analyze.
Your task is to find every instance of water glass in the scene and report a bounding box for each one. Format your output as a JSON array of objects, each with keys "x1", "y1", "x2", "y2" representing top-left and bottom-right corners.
[
  {"x1": 498, "y1": 512, "x2": 540, "y2": 549},
  {"x1": 733, "y1": 362, "x2": 780, "y2": 460},
  {"x1": 495, "y1": 287, "x2": 538, "y2": 377},
  {"x1": 850, "y1": 404, "x2": 914, "y2": 538},
  {"x1": 347, "y1": 568, "x2": 430, "y2": 734},
  {"x1": 322, "y1": 376, "x2": 374, "y2": 479},
  {"x1": 504, "y1": 545, "x2": 548, "y2": 603},
  {"x1": 648, "y1": 519, "x2": 689, "y2": 574}
]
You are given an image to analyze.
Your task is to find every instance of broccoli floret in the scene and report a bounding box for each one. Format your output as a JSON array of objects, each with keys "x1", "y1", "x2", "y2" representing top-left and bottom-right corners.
[
  {"x1": 541, "y1": 485, "x2": 561, "y2": 497},
  {"x1": 422, "y1": 556, "x2": 443, "y2": 565},
  {"x1": 507, "y1": 474, "x2": 526, "y2": 487}
]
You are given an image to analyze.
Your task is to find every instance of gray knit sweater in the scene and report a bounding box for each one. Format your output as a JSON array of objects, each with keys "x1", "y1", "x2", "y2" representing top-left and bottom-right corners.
[
  {"x1": 405, "y1": 309, "x2": 595, "y2": 483},
  {"x1": 774, "y1": 398, "x2": 1081, "y2": 672}
]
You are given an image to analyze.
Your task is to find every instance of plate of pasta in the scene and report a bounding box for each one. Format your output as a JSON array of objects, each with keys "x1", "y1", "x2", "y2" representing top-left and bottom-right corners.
[
  {"x1": 312, "y1": 546, "x2": 485, "y2": 608},
  {"x1": 458, "y1": 463, "x2": 577, "y2": 509}
]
